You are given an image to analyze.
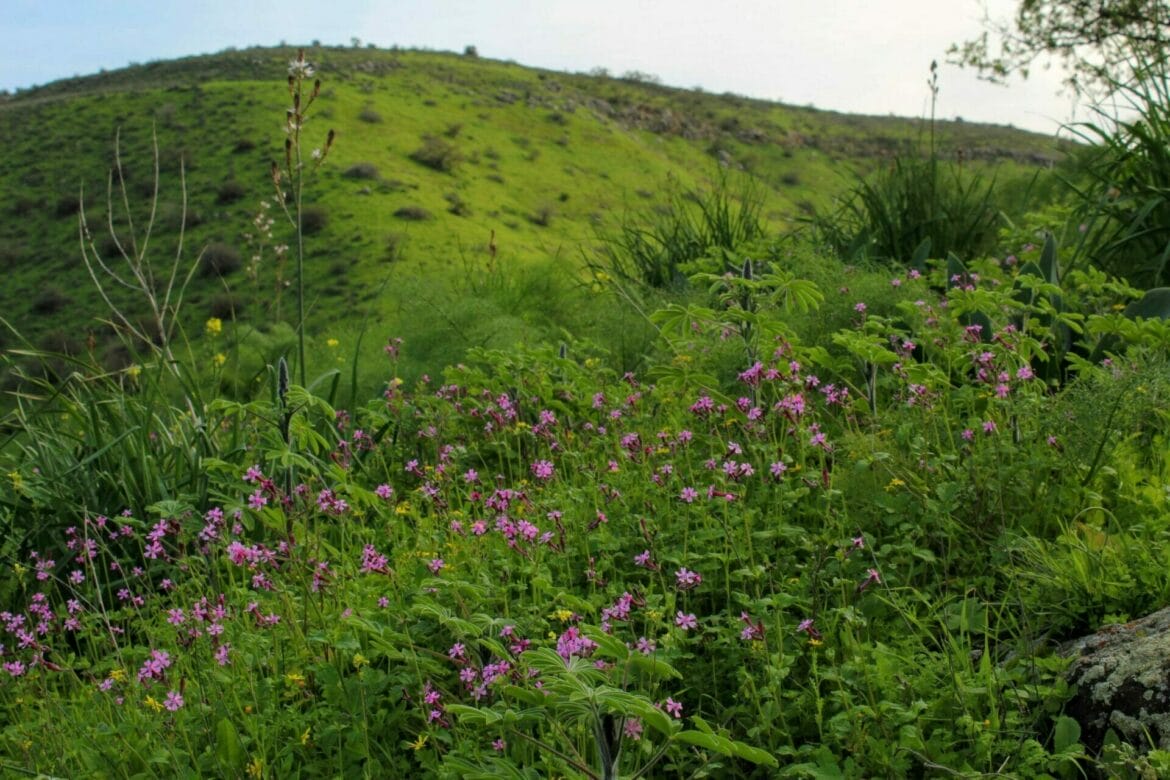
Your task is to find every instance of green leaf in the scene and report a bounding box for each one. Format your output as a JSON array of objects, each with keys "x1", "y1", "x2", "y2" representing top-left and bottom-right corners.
[
  {"x1": 1053, "y1": 715, "x2": 1081, "y2": 753},
  {"x1": 215, "y1": 717, "x2": 244, "y2": 770}
]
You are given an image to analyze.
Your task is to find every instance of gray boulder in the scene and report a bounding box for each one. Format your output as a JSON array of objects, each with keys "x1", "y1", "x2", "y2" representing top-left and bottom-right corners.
[{"x1": 1062, "y1": 606, "x2": 1170, "y2": 755}]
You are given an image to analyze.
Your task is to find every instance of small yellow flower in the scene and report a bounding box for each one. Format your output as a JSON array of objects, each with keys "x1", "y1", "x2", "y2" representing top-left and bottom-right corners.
[
  {"x1": 352, "y1": 653, "x2": 369, "y2": 669},
  {"x1": 395, "y1": 503, "x2": 411, "y2": 516},
  {"x1": 127, "y1": 364, "x2": 142, "y2": 380},
  {"x1": 645, "y1": 609, "x2": 662, "y2": 622},
  {"x1": 285, "y1": 672, "x2": 306, "y2": 688},
  {"x1": 246, "y1": 757, "x2": 264, "y2": 778},
  {"x1": 213, "y1": 353, "x2": 227, "y2": 367},
  {"x1": 409, "y1": 733, "x2": 428, "y2": 751},
  {"x1": 551, "y1": 608, "x2": 574, "y2": 623},
  {"x1": 109, "y1": 668, "x2": 127, "y2": 683},
  {"x1": 326, "y1": 338, "x2": 339, "y2": 348},
  {"x1": 205, "y1": 317, "x2": 223, "y2": 336},
  {"x1": 300, "y1": 727, "x2": 311, "y2": 746},
  {"x1": 8, "y1": 471, "x2": 22, "y2": 491},
  {"x1": 584, "y1": 358, "x2": 599, "y2": 369},
  {"x1": 884, "y1": 477, "x2": 905, "y2": 492},
  {"x1": 144, "y1": 695, "x2": 163, "y2": 713}
]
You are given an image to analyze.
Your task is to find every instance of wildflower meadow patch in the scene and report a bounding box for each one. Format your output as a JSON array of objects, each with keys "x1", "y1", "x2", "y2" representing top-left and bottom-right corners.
[{"x1": 6, "y1": 46, "x2": 1170, "y2": 780}]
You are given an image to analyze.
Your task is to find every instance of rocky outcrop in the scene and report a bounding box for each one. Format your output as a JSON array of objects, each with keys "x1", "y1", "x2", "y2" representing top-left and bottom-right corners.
[{"x1": 1062, "y1": 606, "x2": 1170, "y2": 755}]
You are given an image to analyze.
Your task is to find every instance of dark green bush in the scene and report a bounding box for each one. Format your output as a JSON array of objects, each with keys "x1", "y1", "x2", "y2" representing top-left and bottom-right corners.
[
  {"x1": 410, "y1": 136, "x2": 463, "y2": 172},
  {"x1": 216, "y1": 180, "x2": 247, "y2": 204},
  {"x1": 200, "y1": 241, "x2": 242, "y2": 277},
  {"x1": 301, "y1": 205, "x2": 328, "y2": 234},
  {"x1": 343, "y1": 162, "x2": 379, "y2": 180},
  {"x1": 394, "y1": 205, "x2": 432, "y2": 221}
]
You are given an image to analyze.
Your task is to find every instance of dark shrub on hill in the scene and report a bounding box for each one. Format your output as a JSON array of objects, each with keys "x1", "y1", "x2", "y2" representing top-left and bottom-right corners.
[
  {"x1": 301, "y1": 205, "x2": 328, "y2": 234},
  {"x1": 31, "y1": 287, "x2": 69, "y2": 316},
  {"x1": 217, "y1": 180, "x2": 247, "y2": 204},
  {"x1": 209, "y1": 293, "x2": 243, "y2": 320},
  {"x1": 160, "y1": 203, "x2": 203, "y2": 231},
  {"x1": 444, "y1": 192, "x2": 471, "y2": 216},
  {"x1": 343, "y1": 162, "x2": 379, "y2": 180},
  {"x1": 394, "y1": 206, "x2": 432, "y2": 221},
  {"x1": 55, "y1": 195, "x2": 80, "y2": 218},
  {"x1": 11, "y1": 197, "x2": 37, "y2": 218},
  {"x1": 358, "y1": 107, "x2": 383, "y2": 124},
  {"x1": 200, "y1": 242, "x2": 242, "y2": 278},
  {"x1": 410, "y1": 136, "x2": 463, "y2": 172},
  {"x1": 233, "y1": 138, "x2": 256, "y2": 153}
]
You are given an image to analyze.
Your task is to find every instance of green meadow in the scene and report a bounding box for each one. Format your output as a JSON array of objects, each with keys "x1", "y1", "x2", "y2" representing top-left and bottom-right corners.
[{"x1": 5, "y1": 44, "x2": 1170, "y2": 778}]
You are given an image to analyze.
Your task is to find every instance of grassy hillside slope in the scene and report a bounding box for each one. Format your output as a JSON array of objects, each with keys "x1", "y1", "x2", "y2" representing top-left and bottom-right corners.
[{"x1": 0, "y1": 45, "x2": 1067, "y2": 381}]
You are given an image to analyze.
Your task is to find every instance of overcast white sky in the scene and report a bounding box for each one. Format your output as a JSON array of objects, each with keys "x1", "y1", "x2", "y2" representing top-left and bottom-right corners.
[{"x1": 4, "y1": 0, "x2": 1080, "y2": 134}]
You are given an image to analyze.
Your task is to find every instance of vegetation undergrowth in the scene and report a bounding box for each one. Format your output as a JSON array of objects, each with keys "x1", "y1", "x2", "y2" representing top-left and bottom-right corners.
[{"x1": 8, "y1": 45, "x2": 1170, "y2": 780}]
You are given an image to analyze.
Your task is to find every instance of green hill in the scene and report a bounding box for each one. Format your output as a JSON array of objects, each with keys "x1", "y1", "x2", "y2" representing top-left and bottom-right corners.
[{"x1": 0, "y1": 45, "x2": 1068, "y2": 382}]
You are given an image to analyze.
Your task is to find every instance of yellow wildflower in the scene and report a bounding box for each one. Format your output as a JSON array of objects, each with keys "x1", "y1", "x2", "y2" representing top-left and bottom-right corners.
[
  {"x1": 326, "y1": 338, "x2": 339, "y2": 348},
  {"x1": 205, "y1": 317, "x2": 223, "y2": 336},
  {"x1": 144, "y1": 696, "x2": 163, "y2": 713},
  {"x1": 109, "y1": 668, "x2": 127, "y2": 683},
  {"x1": 352, "y1": 653, "x2": 369, "y2": 669},
  {"x1": 8, "y1": 471, "x2": 22, "y2": 492},
  {"x1": 127, "y1": 364, "x2": 142, "y2": 380},
  {"x1": 885, "y1": 477, "x2": 905, "y2": 491},
  {"x1": 300, "y1": 727, "x2": 311, "y2": 746},
  {"x1": 395, "y1": 503, "x2": 411, "y2": 516},
  {"x1": 213, "y1": 353, "x2": 227, "y2": 367},
  {"x1": 285, "y1": 672, "x2": 306, "y2": 688},
  {"x1": 246, "y1": 757, "x2": 264, "y2": 778},
  {"x1": 551, "y1": 608, "x2": 574, "y2": 623},
  {"x1": 409, "y1": 733, "x2": 428, "y2": 751}
]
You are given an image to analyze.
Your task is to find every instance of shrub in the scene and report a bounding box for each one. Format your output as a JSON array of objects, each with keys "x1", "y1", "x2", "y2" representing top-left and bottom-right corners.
[
  {"x1": 232, "y1": 138, "x2": 256, "y2": 153},
  {"x1": 410, "y1": 136, "x2": 463, "y2": 172},
  {"x1": 301, "y1": 205, "x2": 328, "y2": 234},
  {"x1": 54, "y1": 194, "x2": 79, "y2": 218},
  {"x1": 30, "y1": 287, "x2": 70, "y2": 316},
  {"x1": 529, "y1": 203, "x2": 555, "y2": 227},
  {"x1": 208, "y1": 292, "x2": 243, "y2": 320},
  {"x1": 200, "y1": 241, "x2": 242, "y2": 277},
  {"x1": 394, "y1": 205, "x2": 432, "y2": 221},
  {"x1": 809, "y1": 156, "x2": 1002, "y2": 265},
  {"x1": 358, "y1": 106, "x2": 383, "y2": 124},
  {"x1": 598, "y1": 172, "x2": 765, "y2": 288},
  {"x1": 1067, "y1": 56, "x2": 1170, "y2": 287},
  {"x1": 216, "y1": 180, "x2": 247, "y2": 204},
  {"x1": 343, "y1": 162, "x2": 379, "y2": 180},
  {"x1": 444, "y1": 191, "x2": 472, "y2": 216}
]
